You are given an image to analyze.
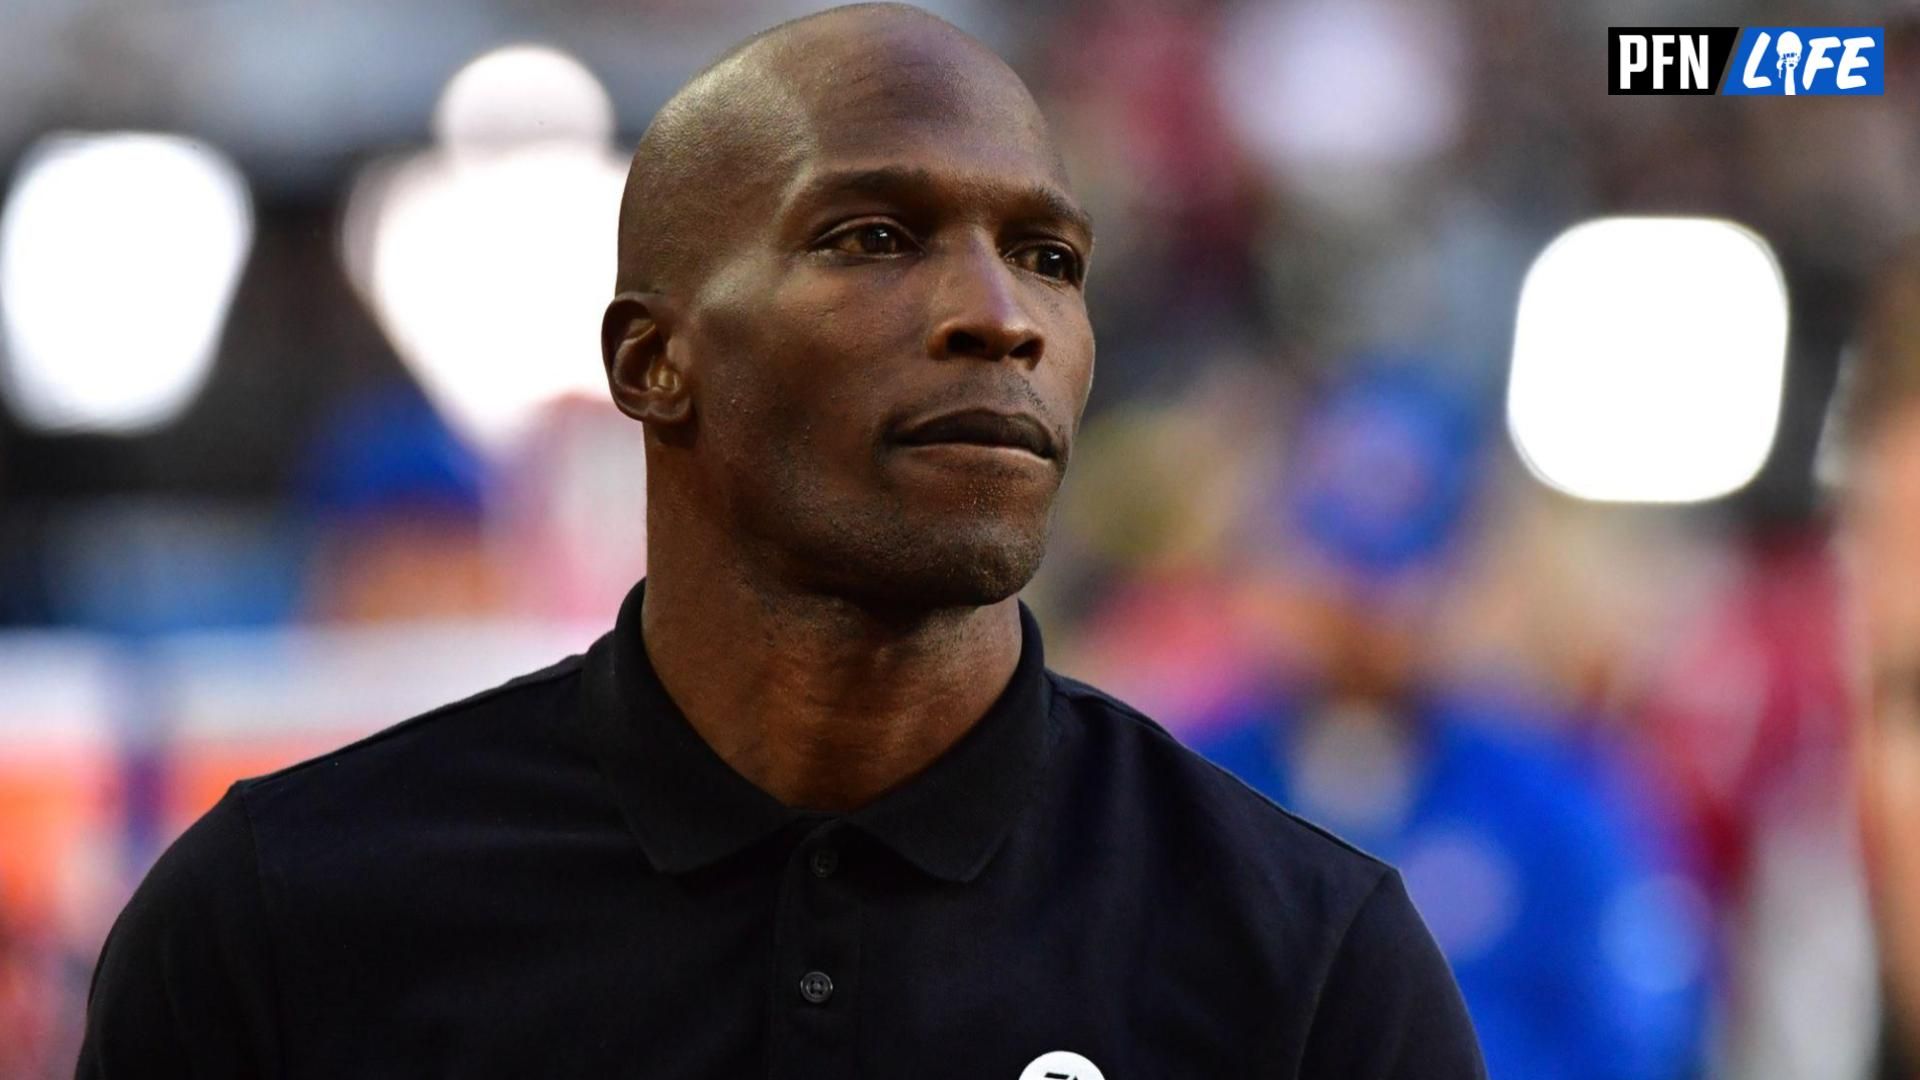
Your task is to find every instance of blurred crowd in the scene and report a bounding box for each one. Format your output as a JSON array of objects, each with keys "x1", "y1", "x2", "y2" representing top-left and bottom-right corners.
[{"x1": 2, "y1": 0, "x2": 1919, "y2": 1076}]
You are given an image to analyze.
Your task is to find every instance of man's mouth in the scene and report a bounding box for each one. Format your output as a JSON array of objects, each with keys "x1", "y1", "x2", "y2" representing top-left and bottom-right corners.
[{"x1": 890, "y1": 408, "x2": 1058, "y2": 460}]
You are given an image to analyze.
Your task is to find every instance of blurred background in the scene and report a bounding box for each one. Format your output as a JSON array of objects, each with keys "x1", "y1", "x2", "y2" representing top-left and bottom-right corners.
[{"x1": 1, "y1": 0, "x2": 1917, "y2": 1076}]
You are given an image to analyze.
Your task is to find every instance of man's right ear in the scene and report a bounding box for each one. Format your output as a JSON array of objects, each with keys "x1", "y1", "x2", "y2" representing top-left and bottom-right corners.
[{"x1": 601, "y1": 292, "x2": 691, "y2": 427}]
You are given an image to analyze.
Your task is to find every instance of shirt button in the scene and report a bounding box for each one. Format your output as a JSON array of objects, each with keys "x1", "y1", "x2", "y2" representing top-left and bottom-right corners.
[
  {"x1": 809, "y1": 846, "x2": 839, "y2": 878},
  {"x1": 799, "y1": 970, "x2": 834, "y2": 1004}
]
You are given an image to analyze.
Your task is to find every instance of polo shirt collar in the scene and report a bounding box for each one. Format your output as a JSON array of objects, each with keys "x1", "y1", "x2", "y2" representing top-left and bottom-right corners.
[{"x1": 581, "y1": 577, "x2": 1053, "y2": 884}]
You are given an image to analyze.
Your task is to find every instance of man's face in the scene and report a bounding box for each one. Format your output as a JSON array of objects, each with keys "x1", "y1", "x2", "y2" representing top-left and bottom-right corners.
[{"x1": 671, "y1": 59, "x2": 1095, "y2": 610}]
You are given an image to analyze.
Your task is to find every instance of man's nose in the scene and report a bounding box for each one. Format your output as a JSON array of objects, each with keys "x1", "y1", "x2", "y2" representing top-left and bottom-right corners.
[{"x1": 925, "y1": 239, "x2": 1044, "y2": 366}]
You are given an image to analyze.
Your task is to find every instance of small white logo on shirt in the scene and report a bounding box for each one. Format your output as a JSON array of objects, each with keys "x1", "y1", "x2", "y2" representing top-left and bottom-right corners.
[{"x1": 1019, "y1": 1050, "x2": 1105, "y2": 1080}]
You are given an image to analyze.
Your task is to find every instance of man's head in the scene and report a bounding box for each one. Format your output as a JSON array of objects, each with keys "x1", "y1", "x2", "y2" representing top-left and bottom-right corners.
[{"x1": 601, "y1": 3, "x2": 1095, "y2": 614}]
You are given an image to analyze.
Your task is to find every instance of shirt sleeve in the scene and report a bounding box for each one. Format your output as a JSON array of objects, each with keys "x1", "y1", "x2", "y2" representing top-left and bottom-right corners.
[
  {"x1": 76, "y1": 786, "x2": 281, "y2": 1078},
  {"x1": 1297, "y1": 867, "x2": 1487, "y2": 1079}
]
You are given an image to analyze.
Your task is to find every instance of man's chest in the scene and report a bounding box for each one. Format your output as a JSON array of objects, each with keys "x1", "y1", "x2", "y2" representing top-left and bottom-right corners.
[{"x1": 264, "y1": 835, "x2": 1308, "y2": 1078}]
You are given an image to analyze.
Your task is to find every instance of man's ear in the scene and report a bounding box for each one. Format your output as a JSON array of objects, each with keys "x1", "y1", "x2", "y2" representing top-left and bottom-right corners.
[{"x1": 601, "y1": 291, "x2": 692, "y2": 427}]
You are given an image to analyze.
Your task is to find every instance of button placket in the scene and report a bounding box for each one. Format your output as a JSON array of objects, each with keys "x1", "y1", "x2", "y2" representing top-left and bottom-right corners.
[{"x1": 768, "y1": 820, "x2": 860, "y2": 1079}]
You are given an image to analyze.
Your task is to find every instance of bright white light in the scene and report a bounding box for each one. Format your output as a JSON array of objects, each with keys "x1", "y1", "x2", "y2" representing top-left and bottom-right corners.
[
  {"x1": 434, "y1": 44, "x2": 617, "y2": 150},
  {"x1": 342, "y1": 45, "x2": 625, "y2": 452},
  {"x1": 1507, "y1": 217, "x2": 1789, "y2": 503},
  {"x1": 0, "y1": 133, "x2": 253, "y2": 434},
  {"x1": 1217, "y1": 0, "x2": 1462, "y2": 211}
]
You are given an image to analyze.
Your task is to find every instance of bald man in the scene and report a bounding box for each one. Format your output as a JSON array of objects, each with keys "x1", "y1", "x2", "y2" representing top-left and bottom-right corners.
[{"x1": 77, "y1": 6, "x2": 1483, "y2": 1077}]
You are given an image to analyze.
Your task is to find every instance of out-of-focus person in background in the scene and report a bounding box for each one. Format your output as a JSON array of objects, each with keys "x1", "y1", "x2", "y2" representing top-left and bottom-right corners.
[
  {"x1": 1187, "y1": 362, "x2": 1713, "y2": 1080},
  {"x1": 1838, "y1": 237, "x2": 1920, "y2": 1080}
]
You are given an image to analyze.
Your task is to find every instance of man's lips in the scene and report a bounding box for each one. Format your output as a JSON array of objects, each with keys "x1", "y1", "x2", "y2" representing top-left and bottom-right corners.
[{"x1": 890, "y1": 408, "x2": 1059, "y2": 460}]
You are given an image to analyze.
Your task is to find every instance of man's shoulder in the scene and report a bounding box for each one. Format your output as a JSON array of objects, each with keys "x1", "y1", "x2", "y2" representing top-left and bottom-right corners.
[
  {"x1": 1044, "y1": 670, "x2": 1391, "y2": 896},
  {"x1": 229, "y1": 649, "x2": 592, "y2": 825}
]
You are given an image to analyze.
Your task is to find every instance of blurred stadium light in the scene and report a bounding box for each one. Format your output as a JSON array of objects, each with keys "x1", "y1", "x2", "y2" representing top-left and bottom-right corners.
[
  {"x1": 1215, "y1": 0, "x2": 1461, "y2": 214},
  {"x1": 1507, "y1": 217, "x2": 1789, "y2": 503},
  {"x1": 340, "y1": 44, "x2": 626, "y2": 453},
  {"x1": 0, "y1": 133, "x2": 253, "y2": 434}
]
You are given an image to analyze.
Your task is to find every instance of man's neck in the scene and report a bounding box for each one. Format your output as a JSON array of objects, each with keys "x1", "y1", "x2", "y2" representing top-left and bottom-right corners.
[{"x1": 638, "y1": 563, "x2": 1024, "y2": 813}]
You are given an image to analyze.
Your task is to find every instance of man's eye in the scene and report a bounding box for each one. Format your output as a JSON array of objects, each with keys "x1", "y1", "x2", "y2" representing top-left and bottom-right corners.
[
  {"x1": 828, "y1": 223, "x2": 911, "y2": 256},
  {"x1": 1013, "y1": 244, "x2": 1081, "y2": 283}
]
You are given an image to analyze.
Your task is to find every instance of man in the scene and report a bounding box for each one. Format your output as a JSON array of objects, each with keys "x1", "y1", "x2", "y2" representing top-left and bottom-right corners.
[
  {"x1": 78, "y1": 5, "x2": 1483, "y2": 1076},
  {"x1": 1840, "y1": 238, "x2": 1920, "y2": 1078},
  {"x1": 1190, "y1": 363, "x2": 1710, "y2": 1080}
]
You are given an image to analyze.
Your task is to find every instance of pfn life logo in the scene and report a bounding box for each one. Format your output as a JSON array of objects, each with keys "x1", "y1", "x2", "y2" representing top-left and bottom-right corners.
[
  {"x1": 1609, "y1": 27, "x2": 1883, "y2": 95},
  {"x1": 1723, "y1": 28, "x2": 1883, "y2": 95}
]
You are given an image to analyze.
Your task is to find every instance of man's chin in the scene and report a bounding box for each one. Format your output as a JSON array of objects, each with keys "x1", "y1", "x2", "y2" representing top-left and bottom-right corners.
[{"x1": 820, "y1": 517, "x2": 1050, "y2": 614}]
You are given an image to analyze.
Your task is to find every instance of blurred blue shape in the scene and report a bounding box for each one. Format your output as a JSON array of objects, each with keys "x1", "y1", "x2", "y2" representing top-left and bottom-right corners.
[
  {"x1": 1286, "y1": 359, "x2": 1485, "y2": 580},
  {"x1": 43, "y1": 501, "x2": 304, "y2": 635},
  {"x1": 295, "y1": 381, "x2": 489, "y2": 523},
  {"x1": 1192, "y1": 687, "x2": 1713, "y2": 1080}
]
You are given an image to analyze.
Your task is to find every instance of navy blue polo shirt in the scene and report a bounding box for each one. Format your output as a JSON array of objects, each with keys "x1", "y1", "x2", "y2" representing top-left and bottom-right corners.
[{"x1": 78, "y1": 579, "x2": 1484, "y2": 1078}]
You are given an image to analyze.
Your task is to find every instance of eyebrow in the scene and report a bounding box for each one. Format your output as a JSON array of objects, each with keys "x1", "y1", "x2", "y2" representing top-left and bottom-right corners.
[{"x1": 786, "y1": 164, "x2": 1094, "y2": 245}]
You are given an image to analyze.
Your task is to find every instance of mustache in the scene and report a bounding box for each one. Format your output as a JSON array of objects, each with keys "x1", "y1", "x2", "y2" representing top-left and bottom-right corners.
[{"x1": 884, "y1": 381, "x2": 1071, "y2": 460}]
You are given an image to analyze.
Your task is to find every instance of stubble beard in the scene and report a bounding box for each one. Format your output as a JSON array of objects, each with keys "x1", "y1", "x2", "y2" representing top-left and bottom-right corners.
[{"x1": 738, "y1": 469, "x2": 1056, "y2": 615}]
